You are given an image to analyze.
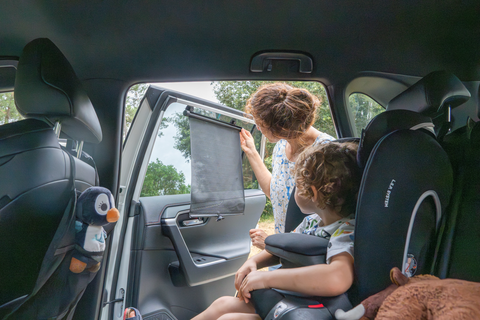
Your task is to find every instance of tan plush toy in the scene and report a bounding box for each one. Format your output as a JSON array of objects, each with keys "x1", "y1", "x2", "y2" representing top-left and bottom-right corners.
[{"x1": 335, "y1": 267, "x2": 480, "y2": 320}]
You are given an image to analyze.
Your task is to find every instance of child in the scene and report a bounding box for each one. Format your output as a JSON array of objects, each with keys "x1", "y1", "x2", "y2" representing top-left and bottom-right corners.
[{"x1": 192, "y1": 141, "x2": 361, "y2": 320}]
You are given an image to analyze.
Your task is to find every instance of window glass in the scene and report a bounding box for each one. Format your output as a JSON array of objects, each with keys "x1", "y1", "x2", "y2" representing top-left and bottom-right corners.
[
  {"x1": 140, "y1": 101, "x2": 262, "y2": 197},
  {"x1": 0, "y1": 92, "x2": 23, "y2": 124},
  {"x1": 124, "y1": 84, "x2": 148, "y2": 141},
  {"x1": 128, "y1": 80, "x2": 336, "y2": 218},
  {"x1": 348, "y1": 93, "x2": 385, "y2": 137},
  {"x1": 210, "y1": 80, "x2": 336, "y2": 188}
]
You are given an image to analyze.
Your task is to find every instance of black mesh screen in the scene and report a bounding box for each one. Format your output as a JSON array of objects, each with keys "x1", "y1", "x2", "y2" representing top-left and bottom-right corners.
[{"x1": 189, "y1": 116, "x2": 245, "y2": 216}]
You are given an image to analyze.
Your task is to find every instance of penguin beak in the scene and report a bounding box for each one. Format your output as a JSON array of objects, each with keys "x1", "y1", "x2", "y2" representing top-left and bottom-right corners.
[{"x1": 107, "y1": 208, "x2": 120, "y2": 222}]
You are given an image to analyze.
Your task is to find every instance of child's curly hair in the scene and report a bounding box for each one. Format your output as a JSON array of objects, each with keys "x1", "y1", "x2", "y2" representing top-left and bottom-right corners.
[
  {"x1": 245, "y1": 83, "x2": 319, "y2": 140},
  {"x1": 295, "y1": 142, "x2": 361, "y2": 217}
]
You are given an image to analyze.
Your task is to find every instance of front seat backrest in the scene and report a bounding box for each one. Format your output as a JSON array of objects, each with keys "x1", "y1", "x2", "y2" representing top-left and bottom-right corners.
[
  {"x1": 0, "y1": 38, "x2": 102, "y2": 318},
  {"x1": 387, "y1": 70, "x2": 470, "y2": 139},
  {"x1": 14, "y1": 38, "x2": 102, "y2": 143}
]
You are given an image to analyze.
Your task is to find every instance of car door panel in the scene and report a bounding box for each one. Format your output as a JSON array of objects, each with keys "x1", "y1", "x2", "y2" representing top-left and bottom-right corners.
[
  {"x1": 128, "y1": 190, "x2": 265, "y2": 319},
  {"x1": 114, "y1": 87, "x2": 267, "y2": 320}
]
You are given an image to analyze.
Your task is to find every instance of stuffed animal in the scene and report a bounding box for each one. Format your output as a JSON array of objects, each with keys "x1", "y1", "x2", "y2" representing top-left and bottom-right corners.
[
  {"x1": 69, "y1": 187, "x2": 119, "y2": 273},
  {"x1": 336, "y1": 267, "x2": 480, "y2": 320}
]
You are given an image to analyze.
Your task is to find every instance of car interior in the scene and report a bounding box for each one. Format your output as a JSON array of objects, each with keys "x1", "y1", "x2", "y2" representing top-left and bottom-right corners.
[{"x1": 1, "y1": 2, "x2": 480, "y2": 320}]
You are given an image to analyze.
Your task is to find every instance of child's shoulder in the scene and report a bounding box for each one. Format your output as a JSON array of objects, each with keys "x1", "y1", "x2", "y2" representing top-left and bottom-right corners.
[
  {"x1": 331, "y1": 216, "x2": 355, "y2": 238},
  {"x1": 338, "y1": 215, "x2": 355, "y2": 229},
  {"x1": 293, "y1": 213, "x2": 321, "y2": 233},
  {"x1": 313, "y1": 132, "x2": 335, "y2": 145}
]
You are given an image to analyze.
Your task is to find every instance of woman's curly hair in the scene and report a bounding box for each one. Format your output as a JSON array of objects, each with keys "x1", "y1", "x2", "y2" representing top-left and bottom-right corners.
[
  {"x1": 295, "y1": 142, "x2": 361, "y2": 217},
  {"x1": 245, "y1": 83, "x2": 320, "y2": 139}
]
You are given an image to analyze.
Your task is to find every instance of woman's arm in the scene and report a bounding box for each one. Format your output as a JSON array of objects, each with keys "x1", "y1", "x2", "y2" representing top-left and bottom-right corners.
[
  {"x1": 239, "y1": 252, "x2": 354, "y2": 301},
  {"x1": 240, "y1": 129, "x2": 272, "y2": 199}
]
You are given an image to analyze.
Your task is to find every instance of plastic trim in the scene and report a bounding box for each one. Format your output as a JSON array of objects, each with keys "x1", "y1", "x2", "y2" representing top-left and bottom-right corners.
[{"x1": 401, "y1": 190, "x2": 441, "y2": 276}]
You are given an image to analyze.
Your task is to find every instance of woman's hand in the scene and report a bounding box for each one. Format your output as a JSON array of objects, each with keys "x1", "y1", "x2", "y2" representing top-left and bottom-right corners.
[
  {"x1": 238, "y1": 271, "x2": 270, "y2": 303},
  {"x1": 240, "y1": 128, "x2": 257, "y2": 156},
  {"x1": 249, "y1": 229, "x2": 268, "y2": 250},
  {"x1": 235, "y1": 259, "x2": 257, "y2": 294}
]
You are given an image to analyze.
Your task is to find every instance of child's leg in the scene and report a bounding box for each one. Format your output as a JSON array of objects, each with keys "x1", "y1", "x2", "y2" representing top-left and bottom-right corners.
[
  {"x1": 192, "y1": 296, "x2": 257, "y2": 320},
  {"x1": 217, "y1": 313, "x2": 262, "y2": 320}
]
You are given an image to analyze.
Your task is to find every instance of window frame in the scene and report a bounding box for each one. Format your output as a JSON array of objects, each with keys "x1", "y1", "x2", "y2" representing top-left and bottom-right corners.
[{"x1": 135, "y1": 88, "x2": 263, "y2": 199}]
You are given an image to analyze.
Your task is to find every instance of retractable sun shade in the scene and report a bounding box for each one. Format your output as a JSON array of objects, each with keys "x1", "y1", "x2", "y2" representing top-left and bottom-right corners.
[{"x1": 185, "y1": 107, "x2": 245, "y2": 217}]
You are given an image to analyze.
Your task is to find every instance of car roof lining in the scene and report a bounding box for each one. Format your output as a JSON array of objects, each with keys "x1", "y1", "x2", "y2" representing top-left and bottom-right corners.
[{"x1": 1, "y1": 1, "x2": 479, "y2": 87}]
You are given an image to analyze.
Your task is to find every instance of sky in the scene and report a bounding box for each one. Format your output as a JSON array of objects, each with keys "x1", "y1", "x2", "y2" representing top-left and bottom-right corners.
[
  {"x1": 147, "y1": 81, "x2": 220, "y2": 184},
  {"x1": 150, "y1": 81, "x2": 219, "y2": 104}
]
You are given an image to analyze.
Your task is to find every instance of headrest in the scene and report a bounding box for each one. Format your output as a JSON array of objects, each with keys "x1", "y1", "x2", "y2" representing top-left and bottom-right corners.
[
  {"x1": 387, "y1": 71, "x2": 471, "y2": 116},
  {"x1": 14, "y1": 38, "x2": 102, "y2": 143},
  {"x1": 357, "y1": 110, "x2": 435, "y2": 168}
]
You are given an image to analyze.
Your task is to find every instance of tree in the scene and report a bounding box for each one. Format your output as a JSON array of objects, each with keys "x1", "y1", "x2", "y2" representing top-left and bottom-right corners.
[
  {"x1": 168, "y1": 113, "x2": 191, "y2": 161},
  {"x1": 0, "y1": 92, "x2": 23, "y2": 125},
  {"x1": 212, "y1": 81, "x2": 336, "y2": 218},
  {"x1": 348, "y1": 94, "x2": 384, "y2": 136},
  {"x1": 141, "y1": 159, "x2": 191, "y2": 197},
  {"x1": 212, "y1": 81, "x2": 336, "y2": 138},
  {"x1": 125, "y1": 84, "x2": 149, "y2": 139}
]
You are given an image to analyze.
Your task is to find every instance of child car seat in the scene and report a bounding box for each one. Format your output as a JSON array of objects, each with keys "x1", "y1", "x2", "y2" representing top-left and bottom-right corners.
[
  {"x1": 0, "y1": 38, "x2": 103, "y2": 319},
  {"x1": 250, "y1": 71, "x2": 470, "y2": 320}
]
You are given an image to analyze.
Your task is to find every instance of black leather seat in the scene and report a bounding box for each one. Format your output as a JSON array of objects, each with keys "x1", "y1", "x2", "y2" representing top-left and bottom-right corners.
[
  {"x1": 0, "y1": 38, "x2": 103, "y2": 319},
  {"x1": 250, "y1": 71, "x2": 470, "y2": 320}
]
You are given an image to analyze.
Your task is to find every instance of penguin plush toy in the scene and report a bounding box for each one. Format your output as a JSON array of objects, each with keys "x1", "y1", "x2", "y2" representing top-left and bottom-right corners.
[{"x1": 69, "y1": 187, "x2": 119, "y2": 273}]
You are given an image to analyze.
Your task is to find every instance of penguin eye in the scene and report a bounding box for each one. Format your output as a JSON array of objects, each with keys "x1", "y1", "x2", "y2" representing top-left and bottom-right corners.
[{"x1": 95, "y1": 193, "x2": 110, "y2": 215}]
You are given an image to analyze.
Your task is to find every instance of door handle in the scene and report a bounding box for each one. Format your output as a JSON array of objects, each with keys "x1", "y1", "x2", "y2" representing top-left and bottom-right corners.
[
  {"x1": 182, "y1": 218, "x2": 204, "y2": 227},
  {"x1": 250, "y1": 52, "x2": 313, "y2": 73}
]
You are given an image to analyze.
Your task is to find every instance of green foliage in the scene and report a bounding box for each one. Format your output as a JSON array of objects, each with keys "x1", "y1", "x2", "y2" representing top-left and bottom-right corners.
[
  {"x1": 125, "y1": 84, "x2": 149, "y2": 139},
  {"x1": 261, "y1": 197, "x2": 274, "y2": 220},
  {"x1": 348, "y1": 93, "x2": 385, "y2": 136},
  {"x1": 140, "y1": 159, "x2": 191, "y2": 197},
  {"x1": 0, "y1": 92, "x2": 23, "y2": 125},
  {"x1": 212, "y1": 81, "x2": 335, "y2": 220},
  {"x1": 166, "y1": 113, "x2": 191, "y2": 161},
  {"x1": 259, "y1": 203, "x2": 275, "y2": 223},
  {"x1": 212, "y1": 81, "x2": 336, "y2": 137}
]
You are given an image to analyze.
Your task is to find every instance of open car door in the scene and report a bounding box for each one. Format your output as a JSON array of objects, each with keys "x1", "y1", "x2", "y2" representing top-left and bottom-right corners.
[{"x1": 102, "y1": 86, "x2": 266, "y2": 320}]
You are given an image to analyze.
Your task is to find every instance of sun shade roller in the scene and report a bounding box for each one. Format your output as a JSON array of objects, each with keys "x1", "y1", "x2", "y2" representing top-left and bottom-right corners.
[{"x1": 186, "y1": 108, "x2": 245, "y2": 216}]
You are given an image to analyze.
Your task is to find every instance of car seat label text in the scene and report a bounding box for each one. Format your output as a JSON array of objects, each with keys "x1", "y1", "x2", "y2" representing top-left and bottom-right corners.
[{"x1": 384, "y1": 179, "x2": 396, "y2": 207}]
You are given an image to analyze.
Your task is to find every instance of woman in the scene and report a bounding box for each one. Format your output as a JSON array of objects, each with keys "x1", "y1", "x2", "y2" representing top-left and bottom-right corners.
[{"x1": 240, "y1": 83, "x2": 334, "y2": 250}]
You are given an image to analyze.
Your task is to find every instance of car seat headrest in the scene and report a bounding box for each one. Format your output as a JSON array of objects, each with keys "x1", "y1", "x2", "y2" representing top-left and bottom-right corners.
[
  {"x1": 386, "y1": 71, "x2": 470, "y2": 116},
  {"x1": 357, "y1": 110, "x2": 435, "y2": 168},
  {"x1": 14, "y1": 38, "x2": 102, "y2": 143}
]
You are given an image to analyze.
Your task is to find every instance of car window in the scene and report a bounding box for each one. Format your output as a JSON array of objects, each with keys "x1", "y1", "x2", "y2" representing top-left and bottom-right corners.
[
  {"x1": 124, "y1": 84, "x2": 148, "y2": 141},
  {"x1": 0, "y1": 92, "x2": 23, "y2": 124},
  {"x1": 348, "y1": 93, "x2": 385, "y2": 137},
  {"x1": 140, "y1": 101, "x2": 262, "y2": 197},
  {"x1": 128, "y1": 80, "x2": 336, "y2": 217}
]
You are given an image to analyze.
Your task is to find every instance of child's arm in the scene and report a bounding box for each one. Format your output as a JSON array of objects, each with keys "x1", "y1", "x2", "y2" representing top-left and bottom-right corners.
[
  {"x1": 235, "y1": 250, "x2": 280, "y2": 296},
  {"x1": 239, "y1": 252, "x2": 354, "y2": 302}
]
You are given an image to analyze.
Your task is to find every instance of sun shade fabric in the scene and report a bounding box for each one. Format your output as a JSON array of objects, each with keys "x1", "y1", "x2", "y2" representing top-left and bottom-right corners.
[{"x1": 189, "y1": 116, "x2": 245, "y2": 216}]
